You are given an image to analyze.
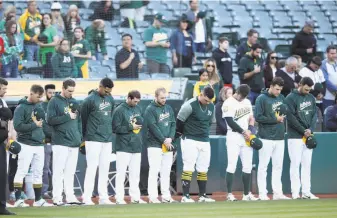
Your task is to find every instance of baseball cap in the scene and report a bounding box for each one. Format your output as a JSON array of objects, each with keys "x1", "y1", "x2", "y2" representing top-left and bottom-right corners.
[
  {"x1": 278, "y1": 104, "x2": 288, "y2": 116},
  {"x1": 154, "y1": 13, "x2": 168, "y2": 24},
  {"x1": 304, "y1": 135, "x2": 317, "y2": 149},
  {"x1": 314, "y1": 82, "x2": 324, "y2": 93},
  {"x1": 51, "y1": 2, "x2": 62, "y2": 10},
  {"x1": 33, "y1": 107, "x2": 45, "y2": 121}
]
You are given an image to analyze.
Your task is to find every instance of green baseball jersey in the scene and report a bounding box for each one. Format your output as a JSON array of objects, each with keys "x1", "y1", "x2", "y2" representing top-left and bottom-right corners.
[
  {"x1": 254, "y1": 90, "x2": 285, "y2": 140},
  {"x1": 39, "y1": 26, "x2": 57, "y2": 65},
  {"x1": 71, "y1": 39, "x2": 90, "y2": 67},
  {"x1": 177, "y1": 97, "x2": 214, "y2": 142},
  {"x1": 143, "y1": 26, "x2": 168, "y2": 64}
]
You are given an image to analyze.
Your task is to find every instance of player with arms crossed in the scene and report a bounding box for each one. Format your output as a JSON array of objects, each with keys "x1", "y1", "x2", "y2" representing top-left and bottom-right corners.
[
  {"x1": 176, "y1": 86, "x2": 216, "y2": 203},
  {"x1": 223, "y1": 84, "x2": 260, "y2": 201},
  {"x1": 255, "y1": 77, "x2": 290, "y2": 200},
  {"x1": 285, "y1": 77, "x2": 319, "y2": 200}
]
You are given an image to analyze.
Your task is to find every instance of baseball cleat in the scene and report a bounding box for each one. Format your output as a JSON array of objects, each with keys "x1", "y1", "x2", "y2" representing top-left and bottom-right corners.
[
  {"x1": 149, "y1": 198, "x2": 161, "y2": 204},
  {"x1": 227, "y1": 193, "x2": 238, "y2": 202},
  {"x1": 273, "y1": 194, "x2": 291, "y2": 200},
  {"x1": 53, "y1": 200, "x2": 65, "y2": 206},
  {"x1": 198, "y1": 195, "x2": 215, "y2": 203},
  {"x1": 292, "y1": 194, "x2": 301, "y2": 200},
  {"x1": 6, "y1": 203, "x2": 14, "y2": 208},
  {"x1": 66, "y1": 196, "x2": 84, "y2": 205},
  {"x1": 181, "y1": 196, "x2": 195, "y2": 203},
  {"x1": 259, "y1": 195, "x2": 270, "y2": 201},
  {"x1": 14, "y1": 199, "x2": 29, "y2": 207},
  {"x1": 82, "y1": 200, "x2": 95, "y2": 206},
  {"x1": 131, "y1": 199, "x2": 147, "y2": 204},
  {"x1": 242, "y1": 192, "x2": 259, "y2": 201},
  {"x1": 99, "y1": 199, "x2": 115, "y2": 205},
  {"x1": 116, "y1": 200, "x2": 127, "y2": 205},
  {"x1": 162, "y1": 198, "x2": 177, "y2": 203},
  {"x1": 302, "y1": 193, "x2": 319, "y2": 200},
  {"x1": 33, "y1": 199, "x2": 54, "y2": 207}
]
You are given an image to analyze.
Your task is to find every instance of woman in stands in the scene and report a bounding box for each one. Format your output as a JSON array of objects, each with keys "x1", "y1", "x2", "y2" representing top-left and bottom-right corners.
[
  {"x1": 215, "y1": 86, "x2": 233, "y2": 135},
  {"x1": 71, "y1": 27, "x2": 91, "y2": 78},
  {"x1": 50, "y1": 1, "x2": 65, "y2": 41},
  {"x1": 63, "y1": 5, "x2": 81, "y2": 40},
  {"x1": 204, "y1": 58, "x2": 223, "y2": 102},
  {"x1": 0, "y1": 20, "x2": 23, "y2": 78},
  {"x1": 263, "y1": 51, "x2": 279, "y2": 88},
  {"x1": 37, "y1": 13, "x2": 59, "y2": 78}
]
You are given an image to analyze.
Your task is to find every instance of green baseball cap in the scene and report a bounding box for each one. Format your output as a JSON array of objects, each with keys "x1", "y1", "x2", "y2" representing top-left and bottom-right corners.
[
  {"x1": 305, "y1": 135, "x2": 317, "y2": 149},
  {"x1": 69, "y1": 100, "x2": 80, "y2": 113},
  {"x1": 250, "y1": 137, "x2": 263, "y2": 150},
  {"x1": 9, "y1": 141, "x2": 21, "y2": 155},
  {"x1": 154, "y1": 13, "x2": 168, "y2": 24},
  {"x1": 33, "y1": 107, "x2": 45, "y2": 120},
  {"x1": 314, "y1": 83, "x2": 324, "y2": 93},
  {"x1": 278, "y1": 104, "x2": 288, "y2": 116}
]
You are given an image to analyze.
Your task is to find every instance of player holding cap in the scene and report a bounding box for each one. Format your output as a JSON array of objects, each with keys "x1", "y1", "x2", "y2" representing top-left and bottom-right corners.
[
  {"x1": 255, "y1": 77, "x2": 290, "y2": 200},
  {"x1": 81, "y1": 78, "x2": 115, "y2": 205},
  {"x1": 112, "y1": 90, "x2": 145, "y2": 204},
  {"x1": 285, "y1": 77, "x2": 319, "y2": 200},
  {"x1": 223, "y1": 84, "x2": 259, "y2": 201},
  {"x1": 176, "y1": 86, "x2": 215, "y2": 203},
  {"x1": 145, "y1": 87, "x2": 176, "y2": 204}
]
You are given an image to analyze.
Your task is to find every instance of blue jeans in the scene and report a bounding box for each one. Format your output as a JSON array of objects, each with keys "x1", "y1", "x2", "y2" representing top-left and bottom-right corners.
[
  {"x1": 1, "y1": 58, "x2": 19, "y2": 78},
  {"x1": 24, "y1": 44, "x2": 39, "y2": 61},
  {"x1": 323, "y1": 99, "x2": 335, "y2": 114},
  {"x1": 195, "y1": 43, "x2": 206, "y2": 53},
  {"x1": 248, "y1": 91, "x2": 260, "y2": 105}
]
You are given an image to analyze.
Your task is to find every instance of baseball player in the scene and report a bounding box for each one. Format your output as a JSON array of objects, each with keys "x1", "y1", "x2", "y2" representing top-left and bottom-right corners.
[
  {"x1": 145, "y1": 87, "x2": 176, "y2": 204},
  {"x1": 223, "y1": 84, "x2": 259, "y2": 201},
  {"x1": 176, "y1": 86, "x2": 215, "y2": 203},
  {"x1": 112, "y1": 90, "x2": 145, "y2": 204},
  {"x1": 81, "y1": 78, "x2": 115, "y2": 205},
  {"x1": 13, "y1": 85, "x2": 53, "y2": 207},
  {"x1": 47, "y1": 79, "x2": 83, "y2": 206},
  {"x1": 284, "y1": 77, "x2": 319, "y2": 200},
  {"x1": 255, "y1": 77, "x2": 290, "y2": 200}
]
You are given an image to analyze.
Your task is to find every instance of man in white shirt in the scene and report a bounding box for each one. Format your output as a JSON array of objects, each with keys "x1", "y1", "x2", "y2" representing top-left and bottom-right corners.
[{"x1": 321, "y1": 45, "x2": 337, "y2": 112}]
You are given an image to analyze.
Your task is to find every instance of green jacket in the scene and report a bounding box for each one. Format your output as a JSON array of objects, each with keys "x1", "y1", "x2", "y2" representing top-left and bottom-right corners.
[
  {"x1": 85, "y1": 25, "x2": 107, "y2": 56},
  {"x1": 144, "y1": 101, "x2": 176, "y2": 148},
  {"x1": 112, "y1": 102, "x2": 142, "y2": 153},
  {"x1": 13, "y1": 98, "x2": 44, "y2": 146},
  {"x1": 51, "y1": 52, "x2": 78, "y2": 78},
  {"x1": 285, "y1": 89, "x2": 317, "y2": 139},
  {"x1": 254, "y1": 90, "x2": 285, "y2": 140},
  {"x1": 40, "y1": 101, "x2": 52, "y2": 139},
  {"x1": 47, "y1": 94, "x2": 82, "y2": 147},
  {"x1": 81, "y1": 90, "x2": 115, "y2": 142}
]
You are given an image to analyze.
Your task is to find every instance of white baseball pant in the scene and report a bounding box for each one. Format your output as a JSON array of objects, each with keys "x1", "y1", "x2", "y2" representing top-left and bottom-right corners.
[
  {"x1": 115, "y1": 152, "x2": 141, "y2": 202},
  {"x1": 257, "y1": 139, "x2": 285, "y2": 196},
  {"x1": 52, "y1": 145, "x2": 79, "y2": 202},
  {"x1": 181, "y1": 138, "x2": 210, "y2": 173},
  {"x1": 82, "y1": 141, "x2": 112, "y2": 202},
  {"x1": 24, "y1": 167, "x2": 35, "y2": 200},
  {"x1": 226, "y1": 131, "x2": 253, "y2": 174},
  {"x1": 288, "y1": 139, "x2": 313, "y2": 196},
  {"x1": 147, "y1": 147, "x2": 173, "y2": 200}
]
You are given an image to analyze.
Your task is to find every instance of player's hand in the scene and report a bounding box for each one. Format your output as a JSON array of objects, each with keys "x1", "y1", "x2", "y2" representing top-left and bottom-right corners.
[
  {"x1": 164, "y1": 138, "x2": 172, "y2": 144},
  {"x1": 161, "y1": 42, "x2": 170, "y2": 48},
  {"x1": 173, "y1": 56, "x2": 178, "y2": 65},
  {"x1": 316, "y1": 93, "x2": 323, "y2": 100},
  {"x1": 132, "y1": 123, "x2": 142, "y2": 130},
  {"x1": 306, "y1": 48, "x2": 313, "y2": 54},
  {"x1": 129, "y1": 52, "x2": 135, "y2": 60},
  {"x1": 276, "y1": 114, "x2": 286, "y2": 123},
  {"x1": 69, "y1": 112, "x2": 77, "y2": 120},
  {"x1": 165, "y1": 143, "x2": 174, "y2": 151},
  {"x1": 304, "y1": 129, "x2": 311, "y2": 137},
  {"x1": 34, "y1": 120, "x2": 43, "y2": 128},
  {"x1": 242, "y1": 130, "x2": 251, "y2": 141},
  {"x1": 253, "y1": 65, "x2": 261, "y2": 74}
]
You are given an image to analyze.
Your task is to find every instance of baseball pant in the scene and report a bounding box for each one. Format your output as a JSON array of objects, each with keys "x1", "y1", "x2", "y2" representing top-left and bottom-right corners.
[
  {"x1": 120, "y1": 6, "x2": 146, "y2": 21},
  {"x1": 52, "y1": 145, "x2": 78, "y2": 202},
  {"x1": 83, "y1": 141, "x2": 112, "y2": 202},
  {"x1": 181, "y1": 138, "x2": 210, "y2": 173},
  {"x1": 257, "y1": 139, "x2": 285, "y2": 196},
  {"x1": 24, "y1": 168, "x2": 35, "y2": 200},
  {"x1": 115, "y1": 152, "x2": 141, "y2": 202},
  {"x1": 226, "y1": 131, "x2": 253, "y2": 174},
  {"x1": 147, "y1": 147, "x2": 173, "y2": 200},
  {"x1": 13, "y1": 143, "x2": 44, "y2": 188},
  {"x1": 288, "y1": 139, "x2": 313, "y2": 196},
  {"x1": 42, "y1": 144, "x2": 52, "y2": 194}
]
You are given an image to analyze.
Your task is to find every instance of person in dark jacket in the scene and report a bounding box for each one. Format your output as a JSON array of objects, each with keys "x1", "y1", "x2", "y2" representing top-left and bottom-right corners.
[
  {"x1": 291, "y1": 21, "x2": 317, "y2": 64},
  {"x1": 89, "y1": 0, "x2": 114, "y2": 21},
  {"x1": 212, "y1": 37, "x2": 233, "y2": 86},
  {"x1": 264, "y1": 51, "x2": 279, "y2": 88},
  {"x1": 235, "y1": 29, "x2": 259, "y2": 65},
  {"x1": 215, "y1": 86, "x2": 233, "y2": 135},
  {"x1": 324, "y1": 95, "x2": 337, "y2": 132}
]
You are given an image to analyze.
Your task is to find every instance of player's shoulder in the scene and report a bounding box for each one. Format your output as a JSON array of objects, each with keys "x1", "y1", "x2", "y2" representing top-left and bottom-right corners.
[
  {"x1": 242, "y1": 98, "x2": 252, "y2": 106},
  {"x1": 183, "y1": 97, "x2": 197, "y2": 108},
  {"x1": 223, "y1": 96, "x2": 235, "y2": 105}
]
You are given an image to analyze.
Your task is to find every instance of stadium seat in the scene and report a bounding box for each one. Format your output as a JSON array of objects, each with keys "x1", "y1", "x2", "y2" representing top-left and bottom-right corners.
[
  {"x1": 139, "y1": 73, "x2": 151, "y2": 79},
  {"x1": 20, "y1": 74, "x2": 42, "y2": 79},
  {"x1": 102, "y1": 59, "x2": 116, "y2": 71},
  {"x1": 173, "y1": 68, "x2": 192, "y2": 78},
  {"x1": 151, "y1": 73, "x2": 171, "y2": 79},
  {"x1": 106, "y1": 73, "x2": 117, "y2": 80},
  {"x1": 275, "y1": 44, "x2": 291, "y2": 58},
  {"x1": 90, "y1": 66, "x2": 111, "y2": 79}
]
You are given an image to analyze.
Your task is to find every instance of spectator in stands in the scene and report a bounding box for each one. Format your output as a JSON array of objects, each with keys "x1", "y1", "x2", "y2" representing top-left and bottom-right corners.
[
  {"x1": 238, "y1": 43, "x2": 264, "y2": 105},
  {"x1": 204, "y1": 58, "x2": 223, "y2": 102},
  {"x1": 215, "y1": 86, "x2": 233, "y2": 135},
  {"x1": 90, "y1": 0, "x2": 114, "y2": 21},
  {"x1": 115, "y1": 33, "x2": 142, "y2": 79},
  {"x1": 321, "y1": 46, "x2": 337, "y2": 112},
  {"x1": 51, "y1": 1, "x2": 65, "y2": 40},
  {"x1": 63, "y1": 5, "x2": 81, "y2": 41},
  {"x1": 51, "y1": 39, "x2": 77, "y2": 78},
  {"x1": 38, "y1": 13, "x2": 59, "y2": 78},
  {"x1": 276, "y1": 57, "x2": 301, "y2": 97},
  {"x1": 292, "y1": 54, "x2": 304, "y2": 73},
  {"x1": 143, "y1": 13, "x2": 170, "y2": 74},
  {"x1": 324, "y1": 95, "x2": 337, "y2": 132},
  {"x1": 299, "y1": 56, "x2": 325, "y2": 109},
  {"x1": 71, "y1": 27, "x2": 91, "y2": 78},
  {"x1": 120, "y1": 0, "x2": 147, "y2": 21},
  {"x1": 212, "y1": 36, "x2": 233, "y2": 87},
  {"x1": 264, "y1": 51, "x2": 279, "y2": 88},
  {"x1": 0, "y1": 5, "x2": 16, "y2": 33},
  {"x1": 235, "y1": 29, "x2": 259, "y2": 65},
  {"x1": 186, "y1": 0, "x2": 212, "y2": 53},
  {"x1": 85, "y1": 19, "x2": 108, "y2": 61},
  {"x1": 193, "y1": 68, "x2": 215, "y2": 102},
  {"x1": 1, "y1": 20, "x2": 23, "y2": 78},
  {"x1": 291, "y1": 21, "x2": 317, "y2": 64},
  {"x1": 170, "y1": 14, "x2": 195, "y2": 69},
  {"x1": 0, "y1": 0, "x2": 4, "y2": 20},
  {"x1": 19, "y1": 0, "x2": 42, "y2": 61}
]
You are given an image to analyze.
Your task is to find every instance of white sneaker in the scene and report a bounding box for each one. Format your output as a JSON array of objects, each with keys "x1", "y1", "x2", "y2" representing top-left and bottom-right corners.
[
  {"x1": 83, "y1": 200, "x2": 95, "y2": 206},
  {"x1": 53, "y1": 200, "x2": 65, "y2": 206},
  {"x1": 99, "y1": 199, "x2": 115, "y2": 205},
  {"x1": 67, "y1": 196, "x2": 83, "y2": 205},
  {"x1": 162, "y1": 198, "x2": 177, "y2": 203},
  {"x1": 259, "y1": 195, "x2": 270, "y2": 201},
  {"x1": 242, "y1": 192, "x2": 259, "y2": 201},
  {"x1": 198, "y1": 195, "x2": 215, "y2": 203},
  {"x1": 302, "y1": 193, "x2": 319, "y2": 200},
  {"x1": 292, "y1": 194, "x2": 301, "y2": 200},
  {"x1": 131, "y1": 198, "x2": 147, "y2": 204},
  {"x1": 227, "y1": 193, "x2": 237, "y2": 202},
  {"x1": 149, "y1": 198, "x2": 161, "y2": 204},
  {"x1": 273, "y1": 194, "x2": 291, "y2": 200},
  {"x1": 181, "y1": 196, "x2": 195, "y2": 203},
  {"x1": 14, "y1": 199, "x2": 29, "y2": 207},
  {"x1": 116, "y1": 200, "x2": 127, "y2": 205},
  {"x1": 33, "y1": 199, "x2": 54, "y2": 207},
  {"x1": 6, "y1": 203, "x2": 14, "y2": 208}
]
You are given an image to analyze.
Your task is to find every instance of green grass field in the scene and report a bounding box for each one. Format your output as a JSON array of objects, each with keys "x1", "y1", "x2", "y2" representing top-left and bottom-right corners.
[{"x1": 7, "y1": 199, "x2": 337, "y2": 218}]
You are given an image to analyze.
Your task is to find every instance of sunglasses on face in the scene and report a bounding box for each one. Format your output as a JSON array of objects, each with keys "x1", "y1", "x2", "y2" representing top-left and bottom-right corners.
[
  {"x1": 207, "y1": 65, "x2": 215, "y2": 68},
  {"x1": 270, "y1": 56, "x2": 278, "y2": 60}
]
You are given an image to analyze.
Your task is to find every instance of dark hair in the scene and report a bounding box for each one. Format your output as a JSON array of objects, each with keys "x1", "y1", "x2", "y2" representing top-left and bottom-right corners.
[
  {"x1": 5, "y1": 20, "x2": 16, "y2": 46},
  {"x1": 63, "y1": 79, "x2": 76, "y2": 89},
  {"x1": 100, "y1": 77, "x2": 114, "y2": 89},
  {"x1": 72, "y1": 26, "x2": 84, "y2": 46},
  {"x1": 122, "y1": 33, "x2": 132, "y2": 40},
  {"x1": 128, "y1": 90, "x2": 141, "y2": 100},
  {"x1": 44, "y1": 84, "x2": 56, "y2": 91},
  {"x1": 311, "y1": 56, "x2": 322, "y2": 66},
  {"x1": 247, "y1": 29, "x2": 258, "y2": 37},
  {"x1": 236, "y1": 84, "x2": 250, "y2": 98},
  {"x1": 326, "y1": 45, "x2": 337, "y2": 53},
  {"x1": 299, "y1": 77, "x2": 314, "y2": 87},
  {"x1": 271, "y1": 77, "x2": 284, "y2": 87},
  {"x1": 251, "y1": 43, "x2": 263, "y2": 51},
  {"x1": 30, "y1": 85, "x2": 44, "y2": 95},
  {"x1": 40, "y1": 13, "x2": 52, "y2": 34},
  {"x1": 218, "y1": 36, "x2": 229, "y2": 44},
  {"x1": 5, "y1": 14, "x2": 16, "y2": 22},
  {"x1": 0, "y1": 78, "x2": 8, "y2": 86},
  {"x1": 265, "y1": 51, "x2": 277, "y2": 66},
  {"x1": 203, "y1": 86, "x2": 215, "y2": 99},
  {"x1": 198, "y1": 68, "x2": 207, "y2": 76}
]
